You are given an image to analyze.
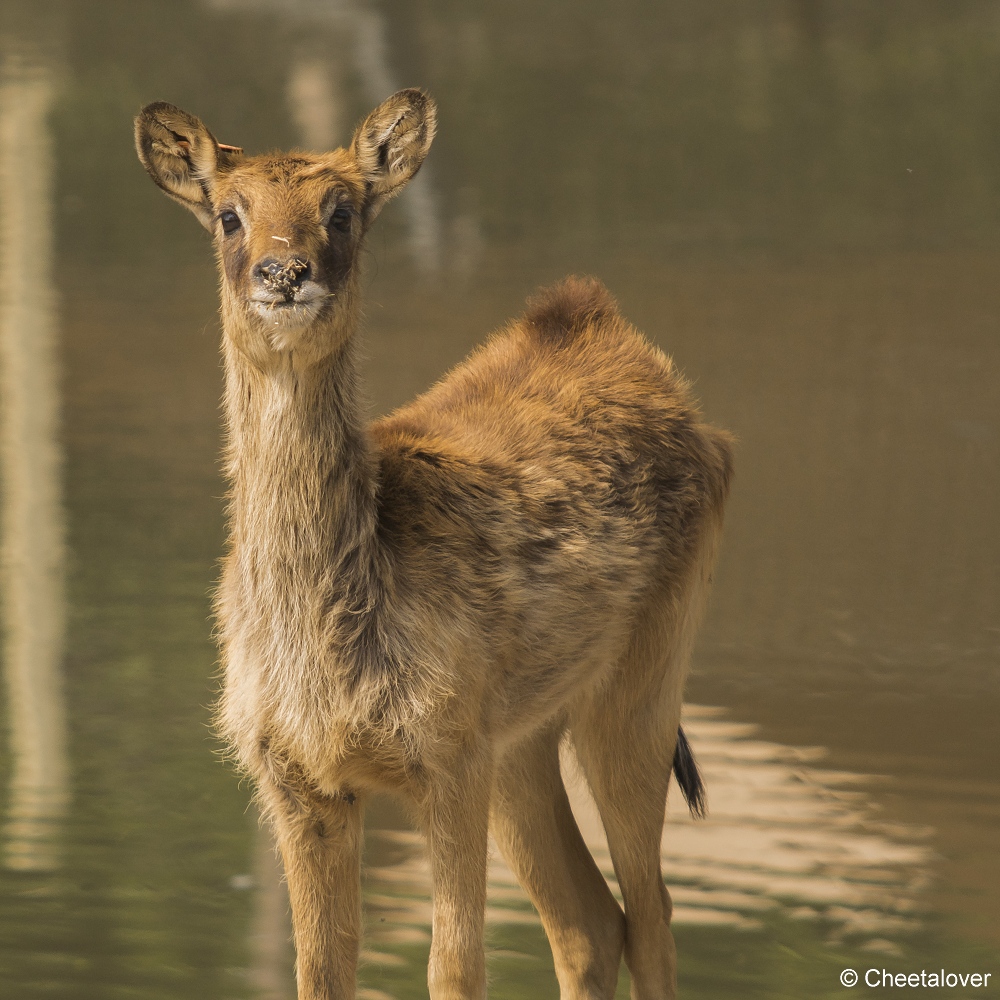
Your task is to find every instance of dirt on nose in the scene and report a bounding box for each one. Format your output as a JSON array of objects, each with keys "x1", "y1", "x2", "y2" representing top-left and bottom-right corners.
[{"x1": 262, "y1": 258, "x2": 309, "y2": 297}]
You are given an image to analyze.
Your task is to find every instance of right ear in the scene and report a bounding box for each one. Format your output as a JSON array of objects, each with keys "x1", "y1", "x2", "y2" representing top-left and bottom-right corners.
[
  {"x1": 134, "y1": 102, "x2": 243, "y2": 231},
  {"x1": 350, "y1": 89, "x2": 436, "y2": 224}
]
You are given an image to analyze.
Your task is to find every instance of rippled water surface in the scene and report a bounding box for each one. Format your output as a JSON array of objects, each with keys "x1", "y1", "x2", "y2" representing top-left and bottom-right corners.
[{"x1": 1, "y1": 1, "x2": 998, "y2": 997}]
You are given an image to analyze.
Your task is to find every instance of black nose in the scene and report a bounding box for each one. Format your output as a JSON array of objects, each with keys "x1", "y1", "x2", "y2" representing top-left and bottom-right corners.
[{"x1": 254, "y1": 257, "x2": 312, "y2": 295}]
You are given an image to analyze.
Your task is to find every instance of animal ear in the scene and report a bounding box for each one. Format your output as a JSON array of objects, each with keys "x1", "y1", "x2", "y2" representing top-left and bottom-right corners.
[
  {"x1": 134, "y1": 102, "x2": 243, "y2": 231},
  {"x1": 350, "y1": 89, "x2": 436, "y2": 223}
]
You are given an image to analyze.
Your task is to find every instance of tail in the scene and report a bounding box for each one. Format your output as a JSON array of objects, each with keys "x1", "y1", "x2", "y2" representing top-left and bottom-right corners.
[{"x1": 672, "y1": 725, "x2": 706, "y2": 819}]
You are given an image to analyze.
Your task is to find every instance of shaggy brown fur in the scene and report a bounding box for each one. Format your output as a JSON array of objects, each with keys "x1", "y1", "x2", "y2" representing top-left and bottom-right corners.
[{"x1": 135, "y1": 90, "x2": 733, "y2": 1000}]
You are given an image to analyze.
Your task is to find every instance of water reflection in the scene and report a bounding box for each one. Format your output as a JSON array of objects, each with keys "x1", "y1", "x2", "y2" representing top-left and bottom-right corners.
[
  {"x1": 246, "y1": 821, "x2": 294, "y2": 1000},
  {"x1": 0, "y1": 54, "x2": 68, "y2": 872},
  {"x1": 363, "y1": 706, "x2": 932, "y2": 959},
  {"x1": 654, "y1": 708, "x2": 930, "y2": 943},
  {"x1": 287, "y1": 56, "x2": 343, "y2": 153}
]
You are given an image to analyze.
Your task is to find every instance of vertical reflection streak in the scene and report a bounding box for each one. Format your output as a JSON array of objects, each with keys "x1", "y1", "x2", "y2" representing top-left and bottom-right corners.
[
  {"x1": 349, "y1": 3, "x2": 442, "y2": 273},
  {"x1": 0, "y1": 60, "x2": 68, "y2": 872},
  {"x1": 288, "y1": 58, "x2": 343, "y2": 153},
  {"x1": 248, "y1": 818, "x2": 294, "y2": 999}
]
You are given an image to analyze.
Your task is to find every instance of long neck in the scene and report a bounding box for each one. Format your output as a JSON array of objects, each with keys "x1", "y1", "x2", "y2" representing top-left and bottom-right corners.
[{"x1": 221, "y1": 337, "x2": 382, "y2": 662}]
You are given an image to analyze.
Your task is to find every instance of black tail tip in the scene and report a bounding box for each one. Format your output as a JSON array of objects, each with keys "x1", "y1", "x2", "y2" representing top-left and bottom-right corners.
[{"x1": 672, "y1": 725, "x2": 707, "y2": 819}]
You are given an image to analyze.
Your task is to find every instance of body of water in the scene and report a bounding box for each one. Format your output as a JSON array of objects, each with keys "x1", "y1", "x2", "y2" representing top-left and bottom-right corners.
[{"x1": 0, "y1": 1, "x2": 997, "y2": 997}]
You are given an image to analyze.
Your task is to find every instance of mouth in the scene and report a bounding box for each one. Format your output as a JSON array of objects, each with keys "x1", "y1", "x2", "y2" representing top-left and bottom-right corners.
[{"x1": 249, "y1": 290, "x2": 330, "y2": 325}]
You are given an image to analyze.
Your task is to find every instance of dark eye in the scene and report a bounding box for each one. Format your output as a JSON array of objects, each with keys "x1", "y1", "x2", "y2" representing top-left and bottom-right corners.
[
  {"x1": 219, "y1": 210, "x2": 242, "y2": 235},
  {"x1": 329, "y1": 205, "x2": 353, "y2": 232}
]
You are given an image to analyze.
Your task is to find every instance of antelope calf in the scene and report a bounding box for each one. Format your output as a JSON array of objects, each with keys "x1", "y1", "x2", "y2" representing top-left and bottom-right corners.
[{"x1": 135, "y1": 89, "x2": 732, "y2": 1000}]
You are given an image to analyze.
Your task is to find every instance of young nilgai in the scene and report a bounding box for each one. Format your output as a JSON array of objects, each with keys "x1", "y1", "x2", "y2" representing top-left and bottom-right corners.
[{"x1": 135, "y1": 89, "x2": 732, "y2": 1000}]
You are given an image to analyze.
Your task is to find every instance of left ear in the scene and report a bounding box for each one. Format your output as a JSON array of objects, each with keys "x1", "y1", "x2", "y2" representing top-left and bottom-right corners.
[
  {"x1": 134, "y1": 102, "x2": 243, "y2": 231},
  {"x1": 350, "y1": 89, "x2": 436, "y2": 224}
]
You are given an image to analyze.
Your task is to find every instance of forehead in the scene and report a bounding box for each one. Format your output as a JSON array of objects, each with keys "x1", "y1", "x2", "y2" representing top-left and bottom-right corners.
[{"x1": 215, "y1": 149, "x2": 365, "y2": 208}]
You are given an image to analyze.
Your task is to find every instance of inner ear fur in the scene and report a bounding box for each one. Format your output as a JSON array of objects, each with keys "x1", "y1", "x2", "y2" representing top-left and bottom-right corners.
[
  {"x1": 350, "y1": 89, "x2": 437, "y2": 223},
  {"x1": 135, "y1": 102, "x2": 243, "y2": 231}
]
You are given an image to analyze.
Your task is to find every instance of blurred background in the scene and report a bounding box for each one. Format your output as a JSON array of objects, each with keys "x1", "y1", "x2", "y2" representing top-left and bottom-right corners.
[{"x1": 0, "y1": 0, "x2": 998, "y2": 997}]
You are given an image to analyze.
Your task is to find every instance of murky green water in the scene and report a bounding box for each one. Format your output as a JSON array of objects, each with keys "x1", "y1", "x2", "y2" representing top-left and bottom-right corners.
[{"x1": 1, "y1": 1, "x2": 998, "y2": 997}]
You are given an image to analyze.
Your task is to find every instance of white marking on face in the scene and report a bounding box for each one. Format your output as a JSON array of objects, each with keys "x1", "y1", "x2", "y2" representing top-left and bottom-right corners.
[{"x1": 272, "y1": 235, "x2": 291, "y2": 245}]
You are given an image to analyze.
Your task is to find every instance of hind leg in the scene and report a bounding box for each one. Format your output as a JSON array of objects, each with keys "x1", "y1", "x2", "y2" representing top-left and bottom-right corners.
[
  {"x1": 571, "y1": 663, "x2": 683, "y2": 1000},
  {"x1": 492, "y1": 724, "x2": 625, "y2": 999}
]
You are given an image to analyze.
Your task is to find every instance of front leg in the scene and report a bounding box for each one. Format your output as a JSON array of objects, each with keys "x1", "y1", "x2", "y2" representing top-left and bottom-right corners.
[
  {"x1": 422, "y1": 744, "x2": 492, "y2": 1000},
  {"x1": 256, "y1": 767, "x2": 363, "y2": 1000}
]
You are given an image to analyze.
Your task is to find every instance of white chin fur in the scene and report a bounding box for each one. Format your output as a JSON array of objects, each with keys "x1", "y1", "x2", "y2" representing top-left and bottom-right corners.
[{"x1": 250, "y1": 300, "x2": 324, "y2": 346}]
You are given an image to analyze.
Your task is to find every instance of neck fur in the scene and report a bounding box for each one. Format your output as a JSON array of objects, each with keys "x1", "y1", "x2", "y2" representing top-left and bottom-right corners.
[
  {"x1": 224, "y1": 337, "x2": 376, "y2": 545},
  {"x1": 220, "y1": 326, "x2": 383, "y2": 699}
]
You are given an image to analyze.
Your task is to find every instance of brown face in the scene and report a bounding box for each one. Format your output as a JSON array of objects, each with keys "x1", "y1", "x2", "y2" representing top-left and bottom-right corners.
[
  {"x1": 135, "y1": 90, "x2": 436, "y2": 362},
  {"x1": 211, "y1": 152, "x2": 367, "y2": 349}
]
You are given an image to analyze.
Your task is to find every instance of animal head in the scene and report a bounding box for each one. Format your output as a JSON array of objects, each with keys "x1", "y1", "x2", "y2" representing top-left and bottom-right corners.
[{"x1": 135, "y1": 90, "x2": 436, "y2": 365}]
